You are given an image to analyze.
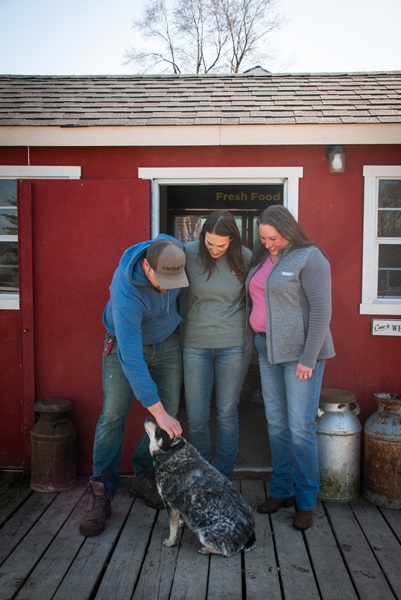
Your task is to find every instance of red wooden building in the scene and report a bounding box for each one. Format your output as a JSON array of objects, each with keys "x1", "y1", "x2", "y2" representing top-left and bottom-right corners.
[{"x1": 1, "y1": 72, "x2": 400, "y2": 475}]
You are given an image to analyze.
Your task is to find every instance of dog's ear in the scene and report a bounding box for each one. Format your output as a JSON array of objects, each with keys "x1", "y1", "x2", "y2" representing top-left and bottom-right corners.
[{"x1": 171, "y1": 437, "x2": 185, "y2": 450}]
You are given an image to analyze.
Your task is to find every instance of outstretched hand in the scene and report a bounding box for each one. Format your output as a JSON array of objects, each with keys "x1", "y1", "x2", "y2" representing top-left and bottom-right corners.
[{"x1": 147, "y1": 401, "x2": 182, "y2": 439}]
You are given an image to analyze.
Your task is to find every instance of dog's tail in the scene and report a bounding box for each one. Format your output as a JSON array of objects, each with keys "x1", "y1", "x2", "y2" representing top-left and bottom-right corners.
[{"x1": 243, "y1": 532, "x2": 256, "y2": 552}]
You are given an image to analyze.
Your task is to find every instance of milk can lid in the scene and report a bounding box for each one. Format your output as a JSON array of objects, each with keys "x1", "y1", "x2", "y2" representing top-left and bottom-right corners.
[
  {"x1": 33, "y1": 398, "x2": 73, "y2": 413},
  {"x1": 319, "y1": 388, "x2": 357, "y2": 405}
]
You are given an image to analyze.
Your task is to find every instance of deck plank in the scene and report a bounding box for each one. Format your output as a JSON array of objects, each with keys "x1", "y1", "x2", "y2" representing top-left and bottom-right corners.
[
  {"x1": 305, "y1": 502, "x2": 358, "y2": 600},
  {"x1": 94, "y1": 499, "x2": 157, "y2": 600},
  {"x1": 351, "y1": 499, "x2": 401, "y2": 599},
  {"x1": 271, "y1": 507, "x2": 320, "y2": 599},
  {"x1": 0, "y1": 472, "x2": 24, "y2": 497},
  {"x1": 168, "y1": 528, "x2": 209, "y2": 600},
  {"x1": 0, "y1": 482, "x2": 85, "y2": 600},
  {"x1": 0, "y1": 474, "x2": 33, "y2": 527},
  {"x1": 0, "y1": 488, "x2": 57, "y2": 565},
  {"x1": 241, "y1": 479, "x2": 282, "y2": 600},
  {"x1": 325, "y1": 502, "x2": 396, "y2": 600},
  {"x1": 380, "y1": 505, "x2": 401, "y2": 542},
  {"x1": 132, "y1": 511, "x2": 183, "y2": 600},
  {"x1": 13, "y1": 481, "x2": 88, "y2": 599},
  {"x1": 208, "y1": 551, "x2": 243, "y2": 600},
  {"x1": 51, "y1": 487, "x2": 134, "y2": 600}
]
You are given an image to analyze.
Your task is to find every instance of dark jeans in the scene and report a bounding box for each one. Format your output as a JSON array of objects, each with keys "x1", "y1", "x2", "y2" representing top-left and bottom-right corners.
[{"x1": 91, "y1": 331, "x2": 182, "y2": 499}]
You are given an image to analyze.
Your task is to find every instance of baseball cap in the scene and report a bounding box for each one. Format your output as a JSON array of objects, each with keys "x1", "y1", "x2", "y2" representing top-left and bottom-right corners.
[{"x1": 146, "y1": 239, "x2": 189, "y2": 289}]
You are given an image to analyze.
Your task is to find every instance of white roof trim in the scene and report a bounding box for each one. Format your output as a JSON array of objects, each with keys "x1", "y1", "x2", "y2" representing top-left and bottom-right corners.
[{"x1": 0, "y1": 124, "x2": 400, "y2": 147}]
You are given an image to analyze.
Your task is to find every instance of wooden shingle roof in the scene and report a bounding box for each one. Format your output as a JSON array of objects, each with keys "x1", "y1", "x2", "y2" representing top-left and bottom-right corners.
[{"x1": 0, "y1": 71, "x2": 400, "y2": 128}]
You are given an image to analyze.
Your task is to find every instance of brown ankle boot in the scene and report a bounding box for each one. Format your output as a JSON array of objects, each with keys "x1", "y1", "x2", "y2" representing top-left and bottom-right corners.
[
  {"x1": 79, "y1": 481, "x2": 112, "y2": 537},
  {"x1": 293, "y1": 509, "x2": 314, "y2": 530},
  {"x1": 257, "y1": 496, "x2": 295, "y2": 514}
]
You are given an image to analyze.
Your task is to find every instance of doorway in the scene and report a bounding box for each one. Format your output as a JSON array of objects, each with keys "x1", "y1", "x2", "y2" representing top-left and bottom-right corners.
[{"x1": 163, "y1": 183, "x2": 284, "y2": 475}]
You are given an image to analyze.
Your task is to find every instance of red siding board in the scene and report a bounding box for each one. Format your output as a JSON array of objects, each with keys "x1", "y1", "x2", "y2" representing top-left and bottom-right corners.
[
  {"x1": 19, "y1": 181, "x2": 35, "y2": 469},
  {"x1": 31, "y1": 178, "x2": 150, "y2": 474},
  {"x1": 0, "y1": 310, "x2": 23, "y2": 468}
]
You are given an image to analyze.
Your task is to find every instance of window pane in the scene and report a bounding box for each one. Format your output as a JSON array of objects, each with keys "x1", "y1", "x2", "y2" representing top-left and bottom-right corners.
[
  {"x1": 378, "y1": 244, "x2": 401, "y2": 298},
  {"x1": 0, "y1": 180, "x2": 17, "y2": 207},
  {"x1": 379, "y1": 180, "x2": 401, "y2": 209},
  {"x1": 253, "y1": 216, "x2": 261, "y2": 251},
  {"x1": 0, "y1": 208, "x2": 17, "y2": 235},
  {"x1": 174, "y1": 214, "x2": 251, "y2": 248},
  {"x1": 378, "y1": 209, "x2": 401, "y2": 237},
  {"x1": 174, "y1": 215, "x2": 202, "y2": 243},
  {"x1": 0, "y1": 241, "x2": 19, "y2": 291},
  {"x1": 0, "y1": 180, "x2": 18, "y2": 236}
]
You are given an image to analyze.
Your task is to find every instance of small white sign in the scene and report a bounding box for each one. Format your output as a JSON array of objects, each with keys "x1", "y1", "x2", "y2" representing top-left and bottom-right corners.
[{"x1": 372, "y1": 319, "x2": 401, "y2": 336}]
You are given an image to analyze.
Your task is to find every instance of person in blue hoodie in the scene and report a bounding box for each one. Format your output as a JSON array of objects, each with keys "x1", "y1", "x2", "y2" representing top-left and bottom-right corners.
[{"x1": 79, "y1": 234, "x2": 188, "y2": 537}]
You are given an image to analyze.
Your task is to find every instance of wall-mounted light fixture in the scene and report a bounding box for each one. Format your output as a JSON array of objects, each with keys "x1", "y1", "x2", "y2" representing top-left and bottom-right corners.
[{"x1": 326, "y1": 145, "x2": 345, "y2": 173}]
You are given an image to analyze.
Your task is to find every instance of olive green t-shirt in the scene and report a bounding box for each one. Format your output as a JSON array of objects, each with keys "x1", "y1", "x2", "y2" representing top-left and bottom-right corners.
[{"x1": 182, "y1": 240, "x2": 252, "y2": 349}]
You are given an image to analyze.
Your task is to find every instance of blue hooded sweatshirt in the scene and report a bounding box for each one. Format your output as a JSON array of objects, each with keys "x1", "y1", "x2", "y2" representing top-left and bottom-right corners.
[{"x1": 102, "y1": 234, "x2": 183, "y2": 408}]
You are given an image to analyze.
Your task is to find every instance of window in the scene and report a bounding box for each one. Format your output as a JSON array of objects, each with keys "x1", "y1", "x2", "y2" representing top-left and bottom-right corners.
[
  {"x1": 0, "y1": 166, "x2": 81, "y2": 309},
  {"x1": 361, "y1": 166, "x2": 401, "y2": 315},
  {"x1": 0, "y1": 180, "x2": 18, "y2": 296}
]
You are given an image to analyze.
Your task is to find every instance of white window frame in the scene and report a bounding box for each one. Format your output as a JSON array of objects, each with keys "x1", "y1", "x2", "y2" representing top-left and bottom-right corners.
[
  {"x1": 360, "y1": 166, "x2": 401, "y2": 315},
  {"x1": 0, "y1": 166, "x2": 81, "y2": 310},
  {"x1": 137, "y1": 167, "x2": 303, "y2": 237}
]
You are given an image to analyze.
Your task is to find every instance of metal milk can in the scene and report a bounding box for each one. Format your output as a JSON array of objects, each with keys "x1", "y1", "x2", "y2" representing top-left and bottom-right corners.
[
  {"x1": 363, "y1": 393, "x2": 401, "y2": 509},
  {"x1": 30, "y1": 398, "x2": 77, "y2": 492},
  {"x1": 317, "y1": 388, "x2": 362, "y2": 502}
]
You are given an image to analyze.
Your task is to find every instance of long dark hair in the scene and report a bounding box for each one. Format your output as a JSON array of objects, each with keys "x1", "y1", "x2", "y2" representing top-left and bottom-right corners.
[
  {"x1": 198, "y1": 210, "x2": 248, "y2": 282},
  {"x1": 251, "y1": 205, "x2": 327, "y2": 267}
]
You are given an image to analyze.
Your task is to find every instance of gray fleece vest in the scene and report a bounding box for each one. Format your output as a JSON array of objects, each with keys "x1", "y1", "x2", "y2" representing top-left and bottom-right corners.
[{"x1": 245, "y1": 245, "x2": 335, "y2": 368}]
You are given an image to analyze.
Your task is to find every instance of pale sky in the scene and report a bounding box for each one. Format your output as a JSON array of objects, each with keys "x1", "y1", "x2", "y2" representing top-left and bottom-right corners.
[{"x1": 0, "y1": 0, "x2": 400, "y2": 75}]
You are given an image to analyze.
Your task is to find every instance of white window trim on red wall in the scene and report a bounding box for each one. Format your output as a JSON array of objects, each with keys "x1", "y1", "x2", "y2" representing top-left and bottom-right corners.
[
  {"x1": 360, "y1": 166, "x2": 401, "y2": 316},
  {"x1": 138, "y1": 167, "x2": 303, "y2": 237},
  {"x1": 0, "y1": 166, "x2": 81, "y2": 310}
]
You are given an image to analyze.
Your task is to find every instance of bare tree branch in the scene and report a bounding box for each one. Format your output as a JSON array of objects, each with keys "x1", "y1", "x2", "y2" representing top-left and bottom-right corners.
[
  {"x1": 124, "y1": 0, "x2": 284, "y2": 74},
  {"x1": 124, "y1": 0, "x2": 182, "y2": 73}
]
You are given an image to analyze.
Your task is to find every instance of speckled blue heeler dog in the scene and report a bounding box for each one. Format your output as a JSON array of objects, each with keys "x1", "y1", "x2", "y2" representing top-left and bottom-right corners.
[{"x1": 144, "y1": 416, "x2": 256, "y2": 557}]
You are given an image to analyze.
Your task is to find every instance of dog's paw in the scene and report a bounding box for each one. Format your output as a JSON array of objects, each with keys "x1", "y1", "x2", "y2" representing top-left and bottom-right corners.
[
  {"x1": 163, "y1": 538, "x2": 176, "y2": 548},
  {"x1": 198, "y1": 545, "x2": 222, "y2": 555}
]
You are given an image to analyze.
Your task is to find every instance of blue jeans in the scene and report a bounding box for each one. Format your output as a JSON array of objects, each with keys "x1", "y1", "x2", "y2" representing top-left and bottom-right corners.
[
  {"x1": 183, "y1": 345, "x2": 251, "y2": 478},
  {"x1": 254, "y1": 333, "x2": 325, "y2": 511},
  {"x1": 91, "y1": 331, "x2": 182, "y2": 499}
]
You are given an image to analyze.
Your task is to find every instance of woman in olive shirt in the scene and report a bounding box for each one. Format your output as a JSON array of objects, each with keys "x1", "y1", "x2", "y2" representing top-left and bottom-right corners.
[{"x1": 181, "y1": 210, "x2": 252, "y2": 479}]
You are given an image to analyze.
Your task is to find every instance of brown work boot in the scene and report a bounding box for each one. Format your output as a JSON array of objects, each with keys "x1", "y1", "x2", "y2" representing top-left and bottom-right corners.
[
  {"x1": 79, "y1": 481, "x2": 112, "y2": 537},
  {"x1": 293, "y1": 509, "x2": 314, "y2": 530},
  {"x1": 129, "y1": 471, "x2": 165, "y2": 509},
  {"x1": 257, "y1": 496, "x2": 295, "y2": 514}
]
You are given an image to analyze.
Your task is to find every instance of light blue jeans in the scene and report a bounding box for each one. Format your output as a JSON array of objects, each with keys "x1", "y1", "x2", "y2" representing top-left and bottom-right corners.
[
  {"x1": 254, "y1": 333, "x2": 325, "y2": 511},
  {"x1": 91, "y1": 331, "x2": 182, "y2": 499},
  {"x1": 183, "y1": 345, "x2": 251, "y2": 478}
]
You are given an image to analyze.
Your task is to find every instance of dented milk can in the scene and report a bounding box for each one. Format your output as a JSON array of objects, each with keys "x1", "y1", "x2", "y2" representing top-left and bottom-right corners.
[
  {"x1": 317, "y1": 388, "x2": 362, "y2": 501},
  {"x1": 363, "y1": 393, "x2": 401, "y2": 509},
  {"x1": 30, "y1": 398, "x2": 77, "y2": 492}
]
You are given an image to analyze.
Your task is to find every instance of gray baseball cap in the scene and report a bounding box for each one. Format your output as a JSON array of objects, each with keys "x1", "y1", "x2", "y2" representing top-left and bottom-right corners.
[{"x1": 146, "y1": 239, "x2": 189, "y2": 289}]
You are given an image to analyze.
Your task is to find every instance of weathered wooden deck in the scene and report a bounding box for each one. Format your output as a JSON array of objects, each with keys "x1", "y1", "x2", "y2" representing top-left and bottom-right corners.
[{"x1": 0, "y1": 472, "x2": 400, "y2": 600}]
